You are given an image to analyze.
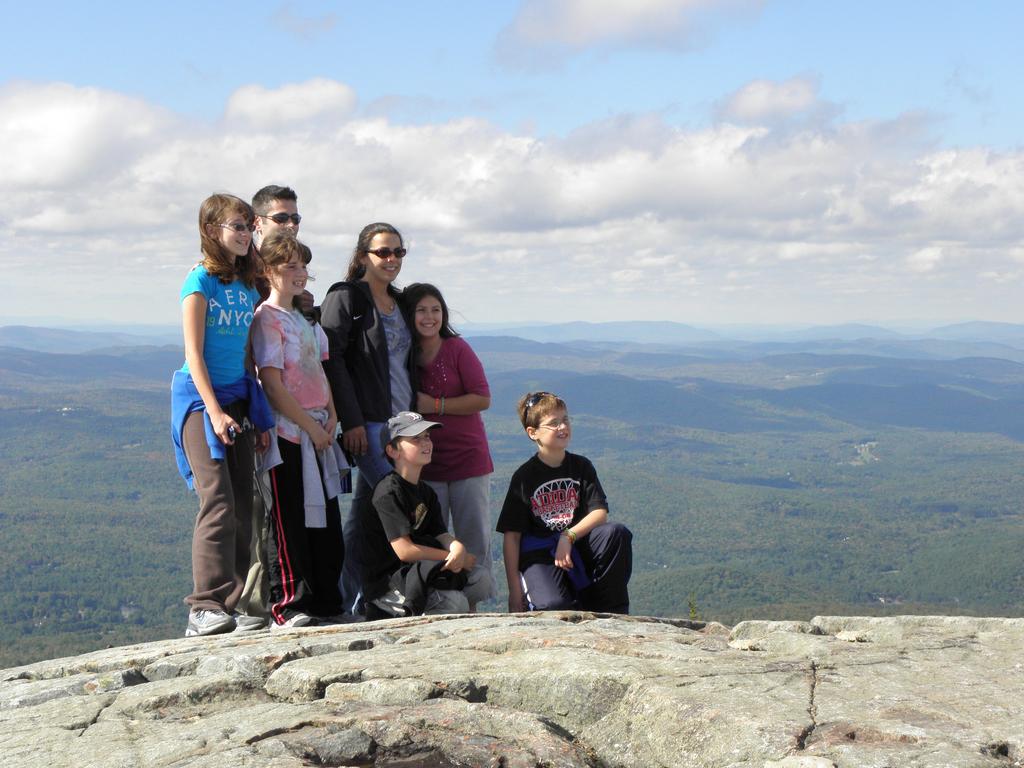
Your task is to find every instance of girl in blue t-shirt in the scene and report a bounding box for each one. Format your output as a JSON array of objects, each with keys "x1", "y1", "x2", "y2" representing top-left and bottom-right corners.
[{"x1": 171, "y1": 193, "x2": 273, "y2": 637}]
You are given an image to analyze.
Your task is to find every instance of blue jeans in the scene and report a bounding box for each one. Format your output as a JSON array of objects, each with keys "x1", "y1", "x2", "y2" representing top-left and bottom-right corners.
[{"x1": 339, "y1": 421, "x2": 392, "y2": 614}]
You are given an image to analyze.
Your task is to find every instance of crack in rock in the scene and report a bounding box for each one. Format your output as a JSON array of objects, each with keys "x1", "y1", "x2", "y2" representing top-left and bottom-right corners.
[
  {"x1": 795, "y1": 660, "x2": 819, "y2": 751},
  {"x1": 74, "y1": 696, "x2": 115, "y2": 738}
]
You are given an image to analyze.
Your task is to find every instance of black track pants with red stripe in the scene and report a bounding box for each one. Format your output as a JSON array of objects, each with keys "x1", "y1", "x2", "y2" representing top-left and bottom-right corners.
[{"x1": 266, "y1": 437, "x2": 345, "y2": 624}]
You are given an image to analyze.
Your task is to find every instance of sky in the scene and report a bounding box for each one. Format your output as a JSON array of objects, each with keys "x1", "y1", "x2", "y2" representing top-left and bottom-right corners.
[{"x1": 2, "y1": 0, "x2": 1022, "y2": 329}]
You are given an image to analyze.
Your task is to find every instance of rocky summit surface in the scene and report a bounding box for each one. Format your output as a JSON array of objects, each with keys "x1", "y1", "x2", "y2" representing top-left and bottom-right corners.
[{"x1": 2, "y1": 613, "x2": 1022, "y2": 767}]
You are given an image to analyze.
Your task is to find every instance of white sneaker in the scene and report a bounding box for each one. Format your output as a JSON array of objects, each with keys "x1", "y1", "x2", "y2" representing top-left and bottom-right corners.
[
  {"x1": 185, "y1": 609, "x2": 236, "y2": 637},
  {"x1": 270, "y1": 612, "x2": 313, "y2": 631},
  {"x1": 233, "y1": 612, "x2": 268, "y2": 632}
]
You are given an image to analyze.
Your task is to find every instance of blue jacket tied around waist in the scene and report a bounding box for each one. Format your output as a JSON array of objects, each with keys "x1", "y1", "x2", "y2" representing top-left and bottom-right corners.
[
  {"x1": 170, "y1": 370, "x2": 274, "y2": 490},
  {"x1": 520, "y1": 533, "x2": 592, "y2": 591}
]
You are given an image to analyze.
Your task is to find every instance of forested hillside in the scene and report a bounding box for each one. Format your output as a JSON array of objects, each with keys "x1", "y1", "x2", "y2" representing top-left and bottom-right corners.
[{"x1": 2, "y1": 330, "x2": 1024, "y2": 667}]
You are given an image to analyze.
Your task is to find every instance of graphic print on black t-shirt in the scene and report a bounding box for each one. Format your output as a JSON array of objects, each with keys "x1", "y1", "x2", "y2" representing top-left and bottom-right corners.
[
  {"x1": 413, "y1": 502, "x2": 428, "y2": 529},
  {"x1": 497, "y1": 453, "x2": 607, "y2": 540},
  {"x1": 531, "y1": 477, "x2": 579, "y2": 531}
]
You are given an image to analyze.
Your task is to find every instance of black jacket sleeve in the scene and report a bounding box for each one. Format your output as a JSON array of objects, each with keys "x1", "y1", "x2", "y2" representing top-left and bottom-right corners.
[{"x1": 320, "y1": 282, "x2": 365, "y2": 432}]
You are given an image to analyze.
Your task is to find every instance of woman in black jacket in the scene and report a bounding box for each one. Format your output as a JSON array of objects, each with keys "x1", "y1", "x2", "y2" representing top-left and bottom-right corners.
[{"x1": 320, "y1": 222, "x2": 416, "y2": 614}]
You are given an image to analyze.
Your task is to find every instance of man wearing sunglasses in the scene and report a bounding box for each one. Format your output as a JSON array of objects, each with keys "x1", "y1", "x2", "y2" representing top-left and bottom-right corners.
[
  {"x1": 250, "y1": 185, "x2": 315, "y2": 314},
  {"x1": 252, "y1": 185, "x2": 302, "y2": 249}
]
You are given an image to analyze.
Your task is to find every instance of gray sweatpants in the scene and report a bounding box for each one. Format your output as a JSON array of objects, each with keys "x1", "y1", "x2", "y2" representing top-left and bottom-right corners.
[
  {"x1": 425, "y1": 474, "x2": 495, "y2": 602},
  {"x1": 424, "y1": 564, "x2": 492, "y2": 614}
]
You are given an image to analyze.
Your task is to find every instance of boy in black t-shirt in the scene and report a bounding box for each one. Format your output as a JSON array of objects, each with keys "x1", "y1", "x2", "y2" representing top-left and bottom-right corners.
[
  {"x1": 364, "y1": 411, "x2": 489, "y2": 618},
  {"x1": 497, "y1": 392, "x2": 632, "y2": 614}
]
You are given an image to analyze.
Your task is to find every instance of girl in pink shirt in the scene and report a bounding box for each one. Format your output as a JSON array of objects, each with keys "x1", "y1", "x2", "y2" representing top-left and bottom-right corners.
[{"x1": 404, "y1": 283, "x2": 495, "y2": 606}]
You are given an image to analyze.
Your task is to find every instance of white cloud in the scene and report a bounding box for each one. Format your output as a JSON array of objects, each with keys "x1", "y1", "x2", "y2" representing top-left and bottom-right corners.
[
  {"x1": 4, "y1": 78, "x2": 1024, "y2": 326},
  {"x1": 889, "y1": 148, "x2": 1024, "y2": 240},
  {"x1": 776, "y1": 242, "x2": 864, "y2": 263},
  {"x1": 0, "y1": 81, "x2": 174, "y2": 188},
  {"x1": 906, "y1": 246, "x2": 944, "y2": 273},
  {"x1": 717, "y1": 76, "x2": 820, "y2": 124},
  {"x1": 224, "y1": 78, "x2": 356, "y2": 128},
  {"x1": 611, "y1": 268, "x2": 644, "y2": 283},
  {"x1": 497, "y1": 0, "x2": 762, "y2": 67},
  {"x1": 980, "y1": 270, "x2": 1019, "y2": 283}
]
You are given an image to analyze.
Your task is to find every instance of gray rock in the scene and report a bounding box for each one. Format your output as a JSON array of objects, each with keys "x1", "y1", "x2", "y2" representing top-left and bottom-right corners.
[
  {"x1": 291, "y1": 726, "x2": 375, "y2": 764},
  {"x1": 0, "y1": 668, "x2": 143, "y2": 710},
  {"x1": 3, "y1": 613, "x2": 1023, "y2": 767}
]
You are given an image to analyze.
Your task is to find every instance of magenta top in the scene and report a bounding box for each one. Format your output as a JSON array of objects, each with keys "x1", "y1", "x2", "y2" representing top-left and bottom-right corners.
[{"x1": 418, "y1": 336, "x2": 494, "y2": 482}]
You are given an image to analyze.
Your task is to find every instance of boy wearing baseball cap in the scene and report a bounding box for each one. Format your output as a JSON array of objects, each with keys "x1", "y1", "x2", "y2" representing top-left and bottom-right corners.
[{"x1": 363, "y1": 411, "x2": 489, "y2": 618}]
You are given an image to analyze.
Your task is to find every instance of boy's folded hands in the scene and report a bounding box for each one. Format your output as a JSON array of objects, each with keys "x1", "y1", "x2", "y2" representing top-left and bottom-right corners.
[{"x1": 442, "y1": 542, "x2": 476, "y2": 573}]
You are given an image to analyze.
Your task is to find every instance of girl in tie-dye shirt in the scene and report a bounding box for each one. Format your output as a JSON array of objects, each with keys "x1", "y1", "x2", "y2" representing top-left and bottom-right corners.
[{"x1": 251, "y1": 231, "x2": 346, "y2": 628}]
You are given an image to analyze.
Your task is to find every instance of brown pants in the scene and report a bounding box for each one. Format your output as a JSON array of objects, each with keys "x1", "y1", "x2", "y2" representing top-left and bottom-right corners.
[{"x1": 181, "y1": 402, "x2": 254, "y2": 612}]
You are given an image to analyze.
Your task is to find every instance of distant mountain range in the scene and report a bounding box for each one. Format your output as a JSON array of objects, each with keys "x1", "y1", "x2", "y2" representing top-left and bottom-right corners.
[
  {"x1": 467, "y1": 321, "x2": 722, "y2": 344},
  {"x1": 0, "y1": 325, "x2": 181, "y2": 354},
  {"x1": 3, "y1": 321, "x2": 1023, "y2": 355},
  {"x1": 4, "y1": 326, "x2": 1023, "y2": 440},
  {"x1": 927, "y1": 321, "x2": 1024, "y2": 344},
  {"x1": 0, "y1": 344, "x2": 182, "y2": 382},
  {"x1": 466, "y1": 320, "x2": 1024, "y2": 348}
]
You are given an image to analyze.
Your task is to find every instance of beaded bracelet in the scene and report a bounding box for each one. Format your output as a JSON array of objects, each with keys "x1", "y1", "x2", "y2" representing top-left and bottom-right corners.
[{"x1": 562, "y1": 529, "x2": 577, "y2": 545}]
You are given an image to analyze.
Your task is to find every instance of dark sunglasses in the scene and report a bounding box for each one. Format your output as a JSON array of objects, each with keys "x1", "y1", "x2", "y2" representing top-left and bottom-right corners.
[
  {"x1": 218, "y1": 222, "x2": 255, "y2": 233},
  {"x1": 259, "y1": 212, "x2": 302, "y2": 225},
  {"x1": 366, "y1": 247, "x2": 407, "y2": 259},
  {"x1": 524, "y1": 391, "x2": 553, "y2": 411}
]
